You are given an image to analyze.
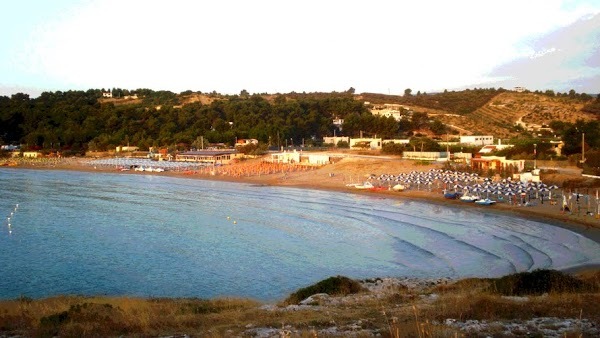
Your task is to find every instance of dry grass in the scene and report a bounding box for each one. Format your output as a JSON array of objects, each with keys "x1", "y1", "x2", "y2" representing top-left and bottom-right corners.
[
  {"x1": 1, "y1": 271, "x2": 599, "y2": 337},
  {"x1": 433, "y1": 92, "x2": 596, "y2": 138}
]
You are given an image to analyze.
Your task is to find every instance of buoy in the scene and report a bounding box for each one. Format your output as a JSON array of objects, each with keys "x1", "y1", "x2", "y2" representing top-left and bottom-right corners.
[
  {"x1": 233, "y1": 221, "x2": 237, "y2": 224},
  {"x1": 227, "y1": 216, "x2": 230, "y2": 220}
]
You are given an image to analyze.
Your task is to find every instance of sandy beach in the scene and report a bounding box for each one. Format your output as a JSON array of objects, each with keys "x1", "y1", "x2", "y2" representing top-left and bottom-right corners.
[{"x1": 4, "y1": 155, "x2": 600, "y2": 270}]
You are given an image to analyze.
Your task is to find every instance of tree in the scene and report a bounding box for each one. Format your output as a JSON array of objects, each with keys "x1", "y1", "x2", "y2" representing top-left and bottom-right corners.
[
  {"x1": 429, "y1": 120, "x2": 447, "y2": 135},
  {"x1": 404, "y1": 88, "x2": 412, "y2": 96}
]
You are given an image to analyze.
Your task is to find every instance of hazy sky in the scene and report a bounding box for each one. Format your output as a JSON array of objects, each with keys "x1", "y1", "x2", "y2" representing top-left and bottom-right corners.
[{"x1": 1, "y1": 0, "x2": 599, "y2": 97}]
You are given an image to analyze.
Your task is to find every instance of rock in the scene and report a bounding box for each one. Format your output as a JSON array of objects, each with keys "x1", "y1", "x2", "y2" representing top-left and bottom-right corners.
[{"x1": 300, "y1": 293, "x2": 331, "y2": 305}]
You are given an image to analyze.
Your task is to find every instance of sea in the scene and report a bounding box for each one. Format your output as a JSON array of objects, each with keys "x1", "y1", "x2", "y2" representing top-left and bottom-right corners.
[{"x1": 1, "y1": 168, "x2": 600, "y2": 301}]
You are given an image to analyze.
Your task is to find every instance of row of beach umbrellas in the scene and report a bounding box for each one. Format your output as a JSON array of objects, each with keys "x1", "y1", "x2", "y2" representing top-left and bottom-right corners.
[{"x1": 372, "y1": 168, "x2": 560, "y2": 199}]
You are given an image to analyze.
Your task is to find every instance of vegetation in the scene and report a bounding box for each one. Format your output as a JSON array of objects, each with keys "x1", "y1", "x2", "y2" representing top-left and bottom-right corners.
[
  {"x1": 488, "y1": 269, "x2": 597, "y2": 296},
  {"x1": 0, "y1": 270, "x2": 598, "y2": 337},
  {"x1": 361, "y1": 87, "x2": 506, "y2": 115},
  {"x1": 284, "y1": 275, "x2": 364, "y2": 305},
  {"x1": 1, "y1": 88, "x2": 598, "y2": 162},
  {"x1": 0, "y1": 90, "x2": 371, "y2": 152}
]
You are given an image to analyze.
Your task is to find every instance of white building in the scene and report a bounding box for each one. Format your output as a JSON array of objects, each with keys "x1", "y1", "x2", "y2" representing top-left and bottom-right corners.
[
  {"x1": 235, "y1": 138, "x2": 259, "y2": 147},
  {"x1": 460, "y1": 135, "x2": 494, "y2": 146},
  {"x1": 403, "y1": 151, "x2": 449, "y2": 161},
  {"x1": 383, "y1": 139, "x2": 410, "y2": 145},
  {"x1": 323, "y1": 136, "x2": 350, "y2": 146},
  {"x1": 369, "y1": 103, "x2": 411, "y2": 121},
  {"x1": 268, "y1": 150, "x2": 330, "y2": 165},
  {"x1": 102, "y1": 91, "x2": 112, "y2": 98},
  {"x1": 349, "y1": 138, "x2": 382, "y2": 150}
]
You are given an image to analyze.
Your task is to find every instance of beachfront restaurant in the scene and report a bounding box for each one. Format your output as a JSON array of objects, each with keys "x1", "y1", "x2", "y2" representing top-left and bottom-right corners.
[
  {"x1": 471, "y1": 156, "x2": 525, "y2": 172},
  {"x1": 176, "y1": 150, "x2": 239, "y2": 165},
  {"x1": 269, "y1": 150, "x2": 330, "y2": 165}
]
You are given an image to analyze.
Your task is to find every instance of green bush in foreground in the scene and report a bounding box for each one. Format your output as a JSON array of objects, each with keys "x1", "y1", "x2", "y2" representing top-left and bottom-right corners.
[
  {"x1": 489, "y1": 269, "x2": 596, "y2": 296},
  {"x1": 285, "y1": 275, "x2": 364, "y2": 304}
]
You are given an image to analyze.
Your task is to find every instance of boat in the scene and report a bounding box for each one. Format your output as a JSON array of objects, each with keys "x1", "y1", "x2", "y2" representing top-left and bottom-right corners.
[
  {"x1": 443, "y1": 191, "x2": 461, "y2": 199},
  {"x1": 474, "y1": 198, "x2": 496, "y2": 205},
  {"x1": 355, "y1": 181, "x2": 375, "y2": 190},
  {"x1": 368, "y1": 185, "x2": 387, "y2": 192},
  {"x1": 392, "y1": 184, "x2": 405, "y2": 192},
  {"x1": 459, "y1": 194, "x2": 479, "y2": 202}
]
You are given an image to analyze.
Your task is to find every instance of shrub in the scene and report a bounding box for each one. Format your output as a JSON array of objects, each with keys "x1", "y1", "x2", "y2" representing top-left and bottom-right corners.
[
  {"x1": 285, "y1": 276, "x2": 364, "y2": 304},
  {"x1": 488, "y1": 269, "x2": 595, "y2": 296}
]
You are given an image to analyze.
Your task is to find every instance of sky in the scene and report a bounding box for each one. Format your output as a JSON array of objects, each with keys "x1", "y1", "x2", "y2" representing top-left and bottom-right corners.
[{"x1": 1, "y1": 0, "x2": 599, "y2": 97}]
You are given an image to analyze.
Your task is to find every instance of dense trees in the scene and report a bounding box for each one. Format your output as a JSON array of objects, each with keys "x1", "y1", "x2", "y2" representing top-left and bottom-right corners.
[
  {"x1": 0, "y1": 90, "x2": 374, "y2": 152},
  {"x1": 1, "y1": 88, "x2": 597, "y2": 158}
]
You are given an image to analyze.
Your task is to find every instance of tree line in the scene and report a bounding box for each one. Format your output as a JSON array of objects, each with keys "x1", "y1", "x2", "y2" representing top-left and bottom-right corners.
[
  {"x1": 1, "y1": 89, "x2": 597, "y2": 167},
  {"x1": 0, "y1": 89, "x2": 414, "y2": 153}
]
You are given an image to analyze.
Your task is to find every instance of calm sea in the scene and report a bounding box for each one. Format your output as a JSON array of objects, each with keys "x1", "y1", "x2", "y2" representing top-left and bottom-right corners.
[{"x1": 1, "y1": 168, "x2": 599, "y2": 301}]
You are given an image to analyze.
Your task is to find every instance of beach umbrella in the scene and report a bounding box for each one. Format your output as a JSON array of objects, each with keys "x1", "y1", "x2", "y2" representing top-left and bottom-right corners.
[{"x1": 483, "y1": 188, "x2": 494, "y2": 199}]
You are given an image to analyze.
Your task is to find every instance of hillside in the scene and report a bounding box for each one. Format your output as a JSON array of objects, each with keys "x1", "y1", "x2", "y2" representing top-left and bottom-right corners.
[{"x1": 409, "y1": 92, "x2": 597, "y2": 139}]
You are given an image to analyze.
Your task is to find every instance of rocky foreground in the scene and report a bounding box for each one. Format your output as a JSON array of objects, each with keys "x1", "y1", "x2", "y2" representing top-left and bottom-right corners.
[{"x1": 241, "y1": 275, "x2": 599, "y2": 337}]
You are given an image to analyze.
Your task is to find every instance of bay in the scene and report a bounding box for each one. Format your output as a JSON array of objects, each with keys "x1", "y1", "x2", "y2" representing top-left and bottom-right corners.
[{"x1": 1, "y1": 168, "x2": 599, "y2": 301}]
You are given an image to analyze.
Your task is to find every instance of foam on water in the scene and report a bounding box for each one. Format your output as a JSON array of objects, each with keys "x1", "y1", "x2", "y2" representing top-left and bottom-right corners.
[{"x1": 1, "y1": 168, "x2": 599, "y2": 301}]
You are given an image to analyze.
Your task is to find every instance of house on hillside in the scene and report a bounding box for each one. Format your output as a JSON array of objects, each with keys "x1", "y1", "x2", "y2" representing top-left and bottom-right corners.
[
  {"x1": 477, "y1": 140, "x2": 514, "y2": 154},
  {"x1": 368, "y1": 103, "x2": 411, "y2": 121},
  {"x1": 332, "y1": 117, "x2": 344, "y2": 130},
  {"x1": 235, "y1": 139, "x2": 259, "y2": 147},
  {"x1": 102, "y1": 91, "x2": 112, "y2": 98},
  {"x1": 460, "y1": 135, "x2": 494, "y2": 146}
]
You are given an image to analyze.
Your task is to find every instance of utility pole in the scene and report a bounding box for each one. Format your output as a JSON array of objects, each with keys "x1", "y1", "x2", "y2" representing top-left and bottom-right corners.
[
  {"x1": 534, "y1": 143, "x2": 537, "y2": 169},
  {"x1": 581, "y1": 132, "x2": 586, "y2": 163}
]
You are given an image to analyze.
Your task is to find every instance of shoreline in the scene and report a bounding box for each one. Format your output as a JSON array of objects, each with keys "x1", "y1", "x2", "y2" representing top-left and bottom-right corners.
[{"x1": 3, "y1": 157, "x2": 600, "y2": 276}]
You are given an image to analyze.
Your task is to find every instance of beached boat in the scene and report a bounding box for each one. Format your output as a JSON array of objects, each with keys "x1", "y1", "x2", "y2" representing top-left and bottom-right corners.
[
  {"x1": 355, "y1": 181, "x2": 375, "y2": 190},
  {"x1": 443, "y1": 191, "x2": 461, "y2": 199},
  {"x1": 474, "y1": 198, "x2": 496, "y2": 205},
  {"x1": 459, "y1": 194, "x2": 479, "y2": 202},
  {"x1": 392, "y1": 184, "x2": 405, "y2": 191}
]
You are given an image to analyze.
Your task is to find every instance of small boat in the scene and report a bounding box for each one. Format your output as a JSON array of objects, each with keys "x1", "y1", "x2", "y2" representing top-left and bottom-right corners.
[
  {"x1": 459, "y1": 194, "x2": 479, "y2": 202},
  {"x1": 443, "y1": 191, "x2": 461, "y2": 199},
  {"x1": 392, "y1": 184, "x2": 405, "y2": 191},
  {"x1": 355, "y1": 181, "x2": 374, "y2": 190},
  {"x1": 474, "y1": 198, "x2": 496, "y2": 205}
]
